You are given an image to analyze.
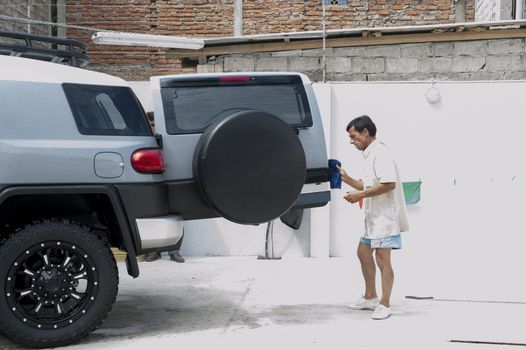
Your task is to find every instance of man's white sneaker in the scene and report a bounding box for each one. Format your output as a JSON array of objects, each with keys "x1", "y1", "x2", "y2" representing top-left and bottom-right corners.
[
  {"x1": 348, "y1": 296, "x2": 379, "y2": 310},
  {"x1": 372, "y1": 304, "x2": 391, "y2": 320}
]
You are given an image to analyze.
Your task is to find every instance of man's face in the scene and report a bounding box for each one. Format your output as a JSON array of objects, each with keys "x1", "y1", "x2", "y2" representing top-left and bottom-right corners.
[{"x1": 347, "y1": 126, "x2": 369, "y2": 151}]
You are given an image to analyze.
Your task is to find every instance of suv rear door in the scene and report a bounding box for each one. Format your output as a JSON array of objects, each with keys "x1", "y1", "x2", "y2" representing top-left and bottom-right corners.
[{"x1": 151, "y1": 72, "x2": 329, "y2": 224}]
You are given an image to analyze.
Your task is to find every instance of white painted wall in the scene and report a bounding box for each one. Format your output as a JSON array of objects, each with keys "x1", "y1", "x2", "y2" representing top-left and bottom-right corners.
[
  {"x1": 178, "y1": 213, "x2": 311, "y2": 258},
  {"x1": 131, "y1": 80, "x2": 526, "y2": 279},
  {"x1": 329, "y1": 80, "x2": 526, "y2": 301},
  {"x1": 476, "y1": 0, "x2": 500, "y2": 21},
  {"x1": 476, "y1": 0, "x2": 516, "y2": 21}
]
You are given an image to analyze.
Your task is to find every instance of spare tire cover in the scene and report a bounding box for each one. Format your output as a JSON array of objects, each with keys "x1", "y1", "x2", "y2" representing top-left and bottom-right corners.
[{"x1": 193, "y1": 110, "x2": 306, "y2": 224}]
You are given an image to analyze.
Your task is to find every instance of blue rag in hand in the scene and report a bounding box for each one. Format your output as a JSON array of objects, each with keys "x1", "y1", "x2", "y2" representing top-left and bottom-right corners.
[{"x1": 328, "y1": 159, "x2": 342, "y2": 189}]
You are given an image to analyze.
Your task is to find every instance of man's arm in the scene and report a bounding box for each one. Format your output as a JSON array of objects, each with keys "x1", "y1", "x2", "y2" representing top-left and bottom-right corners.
[
  {"x1": 344, "y1": 182, "x2": 395, "y2": 204},
  {"x1": 337, "y1": 165, "x2": 364, "y2": 190}
]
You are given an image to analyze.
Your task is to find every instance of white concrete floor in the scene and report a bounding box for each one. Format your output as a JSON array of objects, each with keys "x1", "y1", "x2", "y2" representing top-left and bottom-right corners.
[{"x1": 1, "y1": 256, "x2": 525, "y2": 350}]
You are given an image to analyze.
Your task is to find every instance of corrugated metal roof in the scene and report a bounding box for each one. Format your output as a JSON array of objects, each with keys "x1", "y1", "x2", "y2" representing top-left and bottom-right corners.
[{"x1": 202, "y1": 20, "x2": 526, "y2": 46}]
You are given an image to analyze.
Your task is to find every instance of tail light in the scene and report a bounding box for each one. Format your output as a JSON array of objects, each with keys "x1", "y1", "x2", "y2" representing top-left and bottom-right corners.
[
  {"x1": 219, "y1": 76, "x2": 250, "y2": 82},
  {"x1": 131, "y1": 148, "x2": 165, "y2": 174}
]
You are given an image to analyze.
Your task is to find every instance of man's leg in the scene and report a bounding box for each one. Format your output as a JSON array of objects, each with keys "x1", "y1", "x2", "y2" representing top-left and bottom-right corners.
[
  {"x1": 375, "y1": 248, "x2": 393, "y2": 307},
  {"x1": 357, "y1": 242, "x2": 377, "y2": 299},
  {"x1": 169, "y1": 233, "x2": 185, "y2": 263}
]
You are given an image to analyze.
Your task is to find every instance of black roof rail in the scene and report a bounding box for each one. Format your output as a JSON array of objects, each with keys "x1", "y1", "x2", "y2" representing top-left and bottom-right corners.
[{"x1": 0, "y1": 30, "x2": 90, "y2": 68}]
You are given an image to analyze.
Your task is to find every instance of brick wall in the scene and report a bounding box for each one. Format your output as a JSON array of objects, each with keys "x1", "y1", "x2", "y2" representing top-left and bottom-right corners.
[
  {"x1": 244, "y1": 0, "x2": 475, "y2": 34},
  {"x1": 0, "y1": 0, "x2": 51, "y2": 36},
  {"x1": 61, "y1": 0, "x2": 474, "y2": 80},
  {"x1": 65, "y1": 0, "x2": 235, "y2": 80}
]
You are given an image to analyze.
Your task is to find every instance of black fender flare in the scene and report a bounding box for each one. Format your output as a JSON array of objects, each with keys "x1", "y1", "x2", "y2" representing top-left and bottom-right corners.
[{"x1": 0, "y1": 185, "x2": 139, "y2": 277}]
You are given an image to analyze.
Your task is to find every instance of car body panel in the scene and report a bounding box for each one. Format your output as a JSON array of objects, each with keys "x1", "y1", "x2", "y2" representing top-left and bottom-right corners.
[{"x1": 150, "y1": 72, "x2": 330, "y2": 206}]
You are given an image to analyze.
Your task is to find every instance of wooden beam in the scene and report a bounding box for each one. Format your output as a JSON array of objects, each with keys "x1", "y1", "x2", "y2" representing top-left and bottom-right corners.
[{"x1": 167, "y1": 28, "x2": 526, "y2": 60}]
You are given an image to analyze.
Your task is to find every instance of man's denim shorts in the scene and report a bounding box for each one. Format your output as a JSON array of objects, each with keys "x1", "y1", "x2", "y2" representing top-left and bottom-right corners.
[{"x1": 360, "y1": 235, "x2": 402, "y2": 249}]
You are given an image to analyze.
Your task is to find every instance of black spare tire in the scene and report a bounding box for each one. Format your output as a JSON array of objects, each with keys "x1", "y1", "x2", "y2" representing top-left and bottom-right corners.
[{"x1": 193, "y1": 110, "x2": 306, "y2": 224}]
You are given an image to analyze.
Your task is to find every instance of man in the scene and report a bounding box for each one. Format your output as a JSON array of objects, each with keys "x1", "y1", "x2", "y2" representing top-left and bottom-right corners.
[
  {"x1": 144, "y1": 233, "x2": 185, "y2": 263},
  {"x1": 338, "y1": 115, "x2": 409, "y2": 320}
]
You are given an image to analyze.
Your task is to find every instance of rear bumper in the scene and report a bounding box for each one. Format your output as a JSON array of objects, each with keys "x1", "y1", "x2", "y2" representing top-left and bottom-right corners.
[
  {"x1": 293, "y1": 191, "x2": 330, "y2": 209},
  {"x1": 293, "y1": 182, "x2": 330, "y2": 209},
  {"x1": 135, "y1": 215, "x2": 184, "y2": 250},
  {"x1": 116, "y1": 173, "x2": 330, "y2": 249}
]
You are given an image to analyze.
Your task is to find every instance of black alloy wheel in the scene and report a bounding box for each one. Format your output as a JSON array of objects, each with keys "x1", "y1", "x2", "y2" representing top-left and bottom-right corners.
[
  {"x1": 5, "y1": 240, "x2": 96, "y2": 330},
  {"x1": 0, "y1": 220, "x2": 118, "y2": 348}
]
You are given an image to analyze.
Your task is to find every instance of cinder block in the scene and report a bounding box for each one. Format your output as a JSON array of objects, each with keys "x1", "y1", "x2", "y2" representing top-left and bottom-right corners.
[
  {"x1": 375, "y1": 73, "x2": 409, "y2": 81},
  {"x1": 224, "y1": 56, "x2": 255, "y2": 72},
  {"x1": 486, "y1": 55, "x2": 521, "y2": 72},
  {"x1": 400, "y1": 43, "x2": 433, "y2": 57},
  {"x1": 352, "y1": 58, "x2": 384, "y2": 73},
  {"x1": 366, "y1": 73, "x2": 388, "y2": 81},
  {"x1": 366, "y1": 45, "x2": 400, "y2": 57},
  {"x1": 386, "y1": 58, "x2": 418, "y2": 73},
  {"x1": 407, "y1": 73, "x2": 436, "y2": 81},
  {"x1": 271, "y1": 50, "x2": 303, "y2": 57},
  {"x1": 454, "y1": 41, "x2": 488, "y2": 56},
  {"x1": 288, "y1": 57, "x2": 319, "y2": 71},
  {"x1": 302, "y1": 48, "x2": 334, "y2": 57},
  {"x1": 256, "y1": 57, "x2": 288, "y2": 71},
  {"x1": 434, "y1": 42, "x2": 453, "y2": 57},
  {"x1": 197, "y1": 64, "x2": 224, "y2": 73},
  {"x1": 482, "y1": 71, "x2": 506, "y2": 80},
  {"x1": 333, "y1": 46, "x2": 367, "y2": 57},
  {"x1": 325, "y1": 57, "x2": 351, "y2": 73},
  {"x1": 326, "y1": 72, "x2": 366, "y2": 81},
  {"x1": 452, "y1": 56, "x2": 486, "y2": 72},
  {"x1": 348, "y1": 73, "x2": 367, "y2": 81},
  {"x1": 418, "y1": 57, "x2": 452, "y2": 73},
  {"x1": 307, "y1": 69, "x2": 323, "y2": 82},
  {"x1": 488, "y1": 39, "x2": 524, "y2": 55},
  {"x1": 503, "y1": 71, "x2": 526, "y2": 80}
]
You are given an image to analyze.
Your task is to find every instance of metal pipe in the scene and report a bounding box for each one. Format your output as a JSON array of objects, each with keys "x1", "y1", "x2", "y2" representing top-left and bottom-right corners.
[
  {"x1": 516, "y1": 0, "x2": 524, "y2": 19},
  {"x1": 322, "y1": 0, "x2": 326, "y2": 83},
  {"x1": 233, "y1": 0, "x2": 243, "y2": 36},
  {"x1": 27, "y1": 0, "x2": 31, "y2": 33}
]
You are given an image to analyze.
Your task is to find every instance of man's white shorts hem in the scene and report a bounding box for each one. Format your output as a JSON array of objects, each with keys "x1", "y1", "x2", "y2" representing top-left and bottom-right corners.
[{"x1": 360, "y1": 235, "x2": 401, "y2": 249}]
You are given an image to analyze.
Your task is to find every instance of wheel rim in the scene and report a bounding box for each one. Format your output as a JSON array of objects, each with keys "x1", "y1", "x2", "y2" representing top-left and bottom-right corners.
[{"x1": 5, "y1": 241, "x2": 98, "y2": 330}]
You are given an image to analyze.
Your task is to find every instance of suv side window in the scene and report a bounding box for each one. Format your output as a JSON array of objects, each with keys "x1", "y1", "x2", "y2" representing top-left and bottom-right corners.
[
  {"x1": 63, "y1": 83, "x2": 151, "y2": 136},
  {"x1": 160, "y1": 76, "x2": 313, "y2": 134}
]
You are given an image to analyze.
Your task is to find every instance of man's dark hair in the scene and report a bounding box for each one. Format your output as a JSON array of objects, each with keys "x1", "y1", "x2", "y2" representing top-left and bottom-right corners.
[{"x1": 346, "y1": 115, "x2": 377, "y2": 136}]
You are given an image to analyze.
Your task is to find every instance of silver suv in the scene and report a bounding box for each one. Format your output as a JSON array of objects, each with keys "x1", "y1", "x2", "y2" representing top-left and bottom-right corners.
[{"x1": 0, "y1": 33, "x2": 329, "y2": 348}]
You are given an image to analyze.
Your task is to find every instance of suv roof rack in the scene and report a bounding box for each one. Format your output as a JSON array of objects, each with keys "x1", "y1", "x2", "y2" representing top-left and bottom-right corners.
[{"x1": 0, "y1": 30, "x2": 89, "y2": 68}]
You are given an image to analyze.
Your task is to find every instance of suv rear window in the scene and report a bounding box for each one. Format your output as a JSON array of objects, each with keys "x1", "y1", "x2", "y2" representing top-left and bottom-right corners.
[
  {"x1": 63, "y1": 83, "x2": 151, "y2": 136},
  {"x1": 160, "y1": 75, "x2": 313, "y2": 134}
]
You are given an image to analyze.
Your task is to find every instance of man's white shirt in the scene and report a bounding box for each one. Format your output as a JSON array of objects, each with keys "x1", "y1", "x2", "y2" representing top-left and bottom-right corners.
[{"x1": 361, "y1": 140, "x2": 409, "y2": 238}]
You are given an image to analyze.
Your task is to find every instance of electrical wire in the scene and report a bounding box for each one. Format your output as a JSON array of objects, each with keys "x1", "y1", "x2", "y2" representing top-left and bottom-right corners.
[
  {"x1": 0, "y1": 14, "x2": 110, "y2": 32},
  {"x1": 0, "y1": 3, "x2": 149, "y2": 8}
]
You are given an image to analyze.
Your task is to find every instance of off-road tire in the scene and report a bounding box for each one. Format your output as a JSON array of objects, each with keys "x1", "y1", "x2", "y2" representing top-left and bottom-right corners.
[{"x1": 0, "y1": 220, "x2": 118, "y2": 348}]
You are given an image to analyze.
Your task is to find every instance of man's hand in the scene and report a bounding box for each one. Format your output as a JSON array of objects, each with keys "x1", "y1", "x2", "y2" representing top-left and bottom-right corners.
[
  {"x1": 336, "y1": 164, "x2": 346, "y2": 176},
  {"x1": 344, "y1": 190, "x2": 363, "y2": 204},
  {"x1": 344, "y1": 182, "x2": 395, "y2": 204},
  {"x1": 337, "y1": 165, "x2": 350, "y2": 183},
  {"x1": 337, "y1": 165, "x2": 364, "y2": 191}
]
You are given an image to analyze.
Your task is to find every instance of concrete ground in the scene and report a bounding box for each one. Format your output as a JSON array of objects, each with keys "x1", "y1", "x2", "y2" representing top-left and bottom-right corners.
[{"x1": 1, "y1": 256, "x2": 525, "y2": 350}]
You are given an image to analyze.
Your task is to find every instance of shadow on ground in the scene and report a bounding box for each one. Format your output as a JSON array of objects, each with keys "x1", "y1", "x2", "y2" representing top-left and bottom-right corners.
[{"x1": 0, "y1": 285, "x2": 359, "y2": 349}]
